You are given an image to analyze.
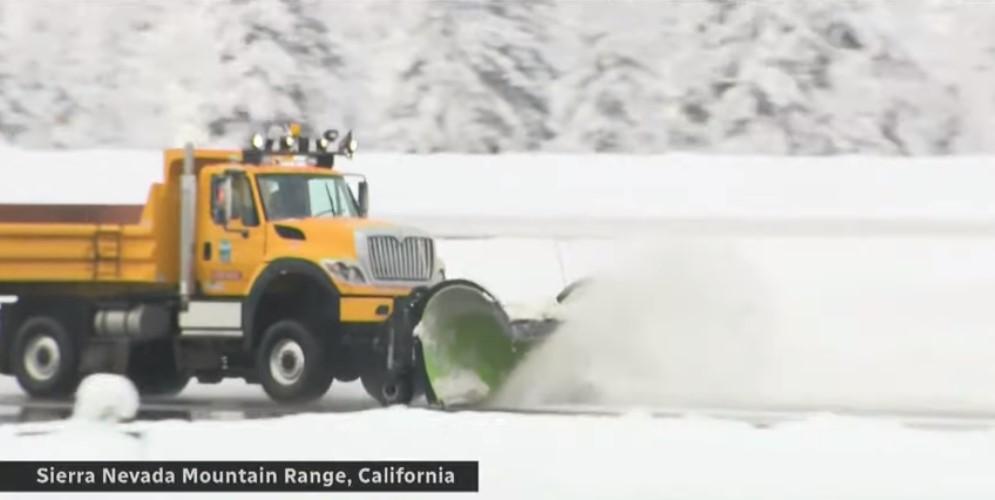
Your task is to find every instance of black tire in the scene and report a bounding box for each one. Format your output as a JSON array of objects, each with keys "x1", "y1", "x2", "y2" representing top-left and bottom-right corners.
[
  {"x1": 11, "y1": 316, "x2": 79, "y2": 398},
  {"x1": 330, "y1": 348, "x2": 361, "y2": 382},
  {"x1": 360, "y1": 345, "x2": 416, "y2": 406},
  {"x1": 132, "y1": 372, "x2": 190, "y2": 397},
  {"x1": 127, "y1": 339, "x2": 190, "y2": 397},
  {"x1": 360, "y1": 371, "x2": 384, "y2": 404},
  {"x1": 361, "y1": 370, "x2": 414, "y2": 406},
  {"x1": 257, "y1": 319, "x2": 332, "y2": 403}
]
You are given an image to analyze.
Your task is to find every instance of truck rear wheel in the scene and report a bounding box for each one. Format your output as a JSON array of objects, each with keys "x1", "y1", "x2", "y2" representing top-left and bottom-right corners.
[
  {"x1": 257, "y1": 319, "x2": 332, "y2": 403},
  {"x1": 128, "y1": 339, "x2": 190, "y2": 396},
  {"x1": 12, "y1": 316, "x2": 79, "y2": 398},
  {"x1": 134, "y1": 374, "x2": 190, "y2": 397}
]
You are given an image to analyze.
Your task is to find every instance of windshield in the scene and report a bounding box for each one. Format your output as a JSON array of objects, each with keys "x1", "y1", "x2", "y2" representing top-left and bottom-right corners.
[{"x1": 256, "y1": 174, "x2": 359, "y2": 221}]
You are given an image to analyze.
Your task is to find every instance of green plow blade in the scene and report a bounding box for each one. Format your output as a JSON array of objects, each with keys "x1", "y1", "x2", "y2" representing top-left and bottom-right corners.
[{"x1": 416, "y1": 282, "x2": 529, "y2": 407}]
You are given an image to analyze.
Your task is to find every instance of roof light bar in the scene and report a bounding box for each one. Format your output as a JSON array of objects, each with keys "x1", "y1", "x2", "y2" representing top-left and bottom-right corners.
[{"x1": 243, "y1": 124, "x2": 356, "y2": 168}]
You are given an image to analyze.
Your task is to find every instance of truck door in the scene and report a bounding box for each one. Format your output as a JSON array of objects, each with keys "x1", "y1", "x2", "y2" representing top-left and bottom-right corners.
[{"x1": 196, "y1": 170, "x2": 265, "y2": 296}]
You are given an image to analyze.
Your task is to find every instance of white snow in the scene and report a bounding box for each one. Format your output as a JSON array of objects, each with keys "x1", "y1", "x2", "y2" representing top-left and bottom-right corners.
[
  {"x1": 6, "y1": 375, "x2": 143, "y2": 461},
  {"x1": 9, "y1": 149, "x2": 995, "y2": 222},
  {"x1": 422, "y1": 370, "x2": 490, "y2": 408},
  {"x1": 71, "y1": 374, "x2": 140, "y2": 423},
  {"x1": 5, "y1": 410, "x2": 995, "y2": 499},
  {"x1": 449, "y1": 233, "x2": 995, "y2": 414}
]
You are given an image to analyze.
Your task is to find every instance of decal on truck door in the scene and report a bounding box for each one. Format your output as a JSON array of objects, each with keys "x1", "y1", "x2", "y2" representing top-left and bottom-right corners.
[
  {"x1": 219, "y1": 239, "x2": 232, "y2": 263},
  {"x1": 211, "y1": 270, "x2": 243, "y2": 282}
]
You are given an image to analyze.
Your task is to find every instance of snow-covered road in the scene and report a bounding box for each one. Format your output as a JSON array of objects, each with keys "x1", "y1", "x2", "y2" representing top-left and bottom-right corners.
[
  {"x1": 0, "y1": 376, "x2": 379, "y2": 420},
  {"x1": 6, "y1": 402, "x2": 995, "y2": 500}
]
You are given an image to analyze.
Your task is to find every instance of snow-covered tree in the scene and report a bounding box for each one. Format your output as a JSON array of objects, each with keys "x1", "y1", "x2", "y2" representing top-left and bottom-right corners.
[
  {"x1": 547, "y1": 2, "x2": 680, "y2": 152},
  {"x1": 0, "y1": 0, "x2": 989, "y2": 154},
  {"x1": 379, "y1": 0, "x2": 557, "y2": 153},
  {"x1": 911, "y1": 0, "x2": 995, "y2": 152},
  {"x1": 0, "y1": 0, "x2": 97, "y2": 148},
  {"x1": 0, "y1": 0, "x2": 173, "y2": 148},
  {"x1": 203, "y1": 0, "x2": 350, "y2": 145},
  {"x1": 655, "y1": 0, "x2": 959, "y2": 154}
]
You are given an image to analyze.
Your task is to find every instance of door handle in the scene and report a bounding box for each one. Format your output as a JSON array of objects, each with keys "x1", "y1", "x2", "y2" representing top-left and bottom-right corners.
[{"x1": 203, "y1": 242, "x2": 212, "y2": 260}]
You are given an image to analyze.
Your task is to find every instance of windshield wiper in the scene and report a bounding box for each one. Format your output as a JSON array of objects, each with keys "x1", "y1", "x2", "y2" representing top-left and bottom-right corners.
[{"x1": 321, "y1": 181, "x2": 338, "y2": 217}]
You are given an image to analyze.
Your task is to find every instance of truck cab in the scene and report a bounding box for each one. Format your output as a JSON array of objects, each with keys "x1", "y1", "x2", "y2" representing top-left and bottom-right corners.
[{"x1": 183, "y1": 147, "x2": 443, "y2": 402}]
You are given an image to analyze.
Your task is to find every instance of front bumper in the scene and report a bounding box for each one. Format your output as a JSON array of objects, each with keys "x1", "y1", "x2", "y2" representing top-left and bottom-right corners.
[
  {"x1": 334, "y1": 277, "x2": 440, "y2": 324},
  {"x1": 340, "y1": 296, "x2": 395, "y2": 323}
]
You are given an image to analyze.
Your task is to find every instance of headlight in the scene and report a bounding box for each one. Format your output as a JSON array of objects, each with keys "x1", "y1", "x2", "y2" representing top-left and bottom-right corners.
[{"x1": 322, "y1": 259, "x2": 367, "y2": 284}]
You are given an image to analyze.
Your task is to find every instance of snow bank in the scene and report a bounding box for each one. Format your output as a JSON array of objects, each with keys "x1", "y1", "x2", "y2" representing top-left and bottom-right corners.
[
  {"x1": 6, "y1": 149, "x2": 995, "y2": 223},
  {"x1": 352, "y1": 153, "x2": 995, "y2": 221}
]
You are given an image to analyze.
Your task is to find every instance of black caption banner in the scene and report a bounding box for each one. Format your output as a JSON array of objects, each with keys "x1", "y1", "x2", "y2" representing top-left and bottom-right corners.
[{"x1": 0, "y1": 461, "x2": 479, "y2": 492}]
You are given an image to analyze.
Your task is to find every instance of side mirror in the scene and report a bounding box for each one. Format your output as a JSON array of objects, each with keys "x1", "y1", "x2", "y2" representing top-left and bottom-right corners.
[
  {"x1": 338, "y1": 130, "x2": 357, "y2": 159},
  {"x1": 357, "y1": 180, "x2": 369, "y2": 218}
]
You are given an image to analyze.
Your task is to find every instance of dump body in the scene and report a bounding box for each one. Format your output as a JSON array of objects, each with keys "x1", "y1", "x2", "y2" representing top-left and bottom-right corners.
[
  {"x1": 0, "y1": 198, "x2": 163, "y2": 289},
  {"x1": 0, "y1": 149, "x2": 237, "y2": 294}
]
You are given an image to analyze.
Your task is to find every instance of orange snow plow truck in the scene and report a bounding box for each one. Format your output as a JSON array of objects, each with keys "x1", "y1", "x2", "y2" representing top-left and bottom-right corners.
[{"x1": 0, "y1": 128, "x2": 450, "y2": 405}]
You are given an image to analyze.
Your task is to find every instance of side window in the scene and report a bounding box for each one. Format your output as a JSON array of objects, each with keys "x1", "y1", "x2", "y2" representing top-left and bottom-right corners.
[
  {"x1": 210, "y1": 175, "x2": 226, "y2": 225},
  {"x1": 231, "y1": 173, "x2": 259, "y2": 227},
  {"x1": 209, "y1": 173, "x2": 259, "y2": 227}
]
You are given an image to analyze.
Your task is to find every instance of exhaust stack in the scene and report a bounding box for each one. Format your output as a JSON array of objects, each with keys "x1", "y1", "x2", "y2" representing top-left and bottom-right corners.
[{"x1": 178, "y1": 143, "x2": 195, "y2": 309}]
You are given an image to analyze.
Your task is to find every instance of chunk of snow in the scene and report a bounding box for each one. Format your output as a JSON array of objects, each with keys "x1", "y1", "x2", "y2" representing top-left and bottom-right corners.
[
  {"x1": 429, "y1": 370, "x2": 490, "y2": 407},
  {"x1": 73, "y1": 373, "x2": 139, "y2": 423}
]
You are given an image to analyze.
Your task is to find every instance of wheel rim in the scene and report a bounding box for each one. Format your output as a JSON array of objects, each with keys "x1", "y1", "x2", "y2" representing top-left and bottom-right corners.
[
  {"x1": 382, "y1": 382, "x2": 398, "y2": 402},
  {"x1": 269, "y1": 339, "x2": 305, "y2": 386},
  {"x1": 23, "y1": 334, "x2": 60, "y2": 382}
]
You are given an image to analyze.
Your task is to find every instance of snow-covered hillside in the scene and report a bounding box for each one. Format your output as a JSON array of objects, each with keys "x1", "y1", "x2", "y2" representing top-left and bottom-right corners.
[
  {"x1": 8, "y1": 149, "x2": 995, "y2": 222},
  {"x1": 0, "y1": 0, "x2": 993, "y2": 154}
]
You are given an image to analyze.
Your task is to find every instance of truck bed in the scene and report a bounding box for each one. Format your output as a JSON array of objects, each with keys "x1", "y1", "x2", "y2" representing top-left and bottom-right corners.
[
  {"x1": 0, "y1": 184, "x2": 173, "y2": 287},
  {"x1": 0, "y1": 204, "x2": 143, "y2": 224}
]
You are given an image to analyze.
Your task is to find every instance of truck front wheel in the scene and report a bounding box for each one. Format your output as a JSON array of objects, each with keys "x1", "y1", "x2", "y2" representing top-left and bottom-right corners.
[
  {"x1": 257, "y1": 319, "x2": 332, "y2": 403},
  {"x1": 361, "y1": 371, "x2": 414, "y2": 406},
  {"x1": 12, "y1": 316, "x2": 79, "y2": 397}
]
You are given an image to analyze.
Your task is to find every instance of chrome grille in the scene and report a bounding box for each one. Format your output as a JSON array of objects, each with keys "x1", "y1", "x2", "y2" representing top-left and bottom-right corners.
[{"x1": 367, "y1": 235, "x2": 434, "y2": 281}]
